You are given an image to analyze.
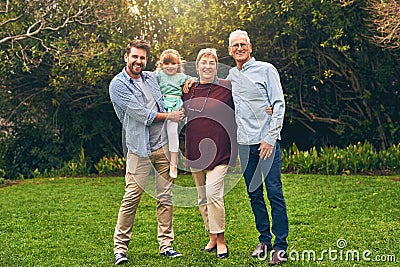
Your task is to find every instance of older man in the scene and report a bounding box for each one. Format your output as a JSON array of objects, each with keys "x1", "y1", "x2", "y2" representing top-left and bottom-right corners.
[{"x1": 227, "y1": 30, "x2": 289, "y2": 266}]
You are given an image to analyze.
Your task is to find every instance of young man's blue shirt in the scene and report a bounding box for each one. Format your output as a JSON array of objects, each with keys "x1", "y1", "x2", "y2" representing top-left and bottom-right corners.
[{"x1": 109, "y1": 68, "x2": 167, "y2": 157}]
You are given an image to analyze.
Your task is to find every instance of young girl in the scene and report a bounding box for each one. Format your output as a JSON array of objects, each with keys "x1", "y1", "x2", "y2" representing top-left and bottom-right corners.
[{"x1": 156, "y1": 49, "x2": 190, "y2": 178}]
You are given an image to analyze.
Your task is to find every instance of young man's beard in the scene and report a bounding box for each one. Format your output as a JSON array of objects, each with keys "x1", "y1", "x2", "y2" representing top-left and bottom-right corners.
[
  {"x1": 130, "y1": 69, "x2": 141, "y2": 76},
  {"x1": 128, "y1": 62, "x2": 145, "y2": 77}
]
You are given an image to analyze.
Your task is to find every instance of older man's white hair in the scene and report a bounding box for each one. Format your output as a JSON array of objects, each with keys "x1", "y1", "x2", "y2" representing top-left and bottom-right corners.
[{"x1": 228, "y1": 30, "x2": 251, "y2": 46}]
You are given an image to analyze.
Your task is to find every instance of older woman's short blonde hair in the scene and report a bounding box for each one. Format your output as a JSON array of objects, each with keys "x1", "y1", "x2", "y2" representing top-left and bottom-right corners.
[{"x1": 196, "y1": 48, "x2": 218, "y2": 66}]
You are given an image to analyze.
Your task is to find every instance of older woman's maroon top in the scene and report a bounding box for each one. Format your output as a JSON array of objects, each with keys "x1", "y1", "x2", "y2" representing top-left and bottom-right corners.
[{"x1": 182, "y1": 78, "x2": 237, "y2": 170}]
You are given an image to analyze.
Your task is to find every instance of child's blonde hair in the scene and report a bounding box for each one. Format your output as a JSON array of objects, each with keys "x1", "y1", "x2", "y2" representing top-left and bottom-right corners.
[{"x1": 156, "y1": 49, "x2": 185, "y2": 73}]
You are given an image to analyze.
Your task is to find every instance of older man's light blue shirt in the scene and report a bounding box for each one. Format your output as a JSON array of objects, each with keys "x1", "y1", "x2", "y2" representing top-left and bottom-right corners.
[
  {"x1": 109, "y1": 68, "x2": 167, "y2": 157},
  {"x1": 227, "y1": 57, "x2": 285, "y2": 146}
]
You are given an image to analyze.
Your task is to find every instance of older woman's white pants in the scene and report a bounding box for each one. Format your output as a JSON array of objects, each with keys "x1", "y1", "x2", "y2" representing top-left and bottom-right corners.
[{"x1": 190, "y1": 165, "x2": 228, "y2": 234}]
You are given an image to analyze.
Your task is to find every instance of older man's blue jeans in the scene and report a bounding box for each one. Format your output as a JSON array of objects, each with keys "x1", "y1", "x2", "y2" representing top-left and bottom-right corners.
[{"x1": 238, "y1": 142, "x2": 288, "y2": 251}]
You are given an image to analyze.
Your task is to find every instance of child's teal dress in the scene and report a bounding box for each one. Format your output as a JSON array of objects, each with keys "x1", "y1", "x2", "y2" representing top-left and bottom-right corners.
[{"x1": 157, "y1": 70, "x2": 190, "y2": 112}]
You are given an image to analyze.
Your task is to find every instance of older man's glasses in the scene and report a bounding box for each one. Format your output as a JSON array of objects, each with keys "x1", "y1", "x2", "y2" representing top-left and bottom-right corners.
[{"x1": 229, "y1": 43, "x2": 249, "y2": 50}]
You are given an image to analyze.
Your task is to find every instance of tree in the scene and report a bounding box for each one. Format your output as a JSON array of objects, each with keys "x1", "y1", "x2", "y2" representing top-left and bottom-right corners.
[
  {"x1": 130, "y1": 0, "x2": 399, "y2": 150},
  {"x1": 366, "y1": 0, "x2": 400, "y2": 49},
  {"x1": 0, "y1": 0, "x2": 117, "y2": 67},
  {"x1": 0, "y1": 0, "x2": 136, "y2": 178},
  {"x1": 129, "y1": 0, "x2": 252, "y2": 63},
  {"x1": 244, "y1": 0, "x2": 399, "y2": 149},
  {"x1": 1, "y1": 0, "x2": 399, "y2": 178}
]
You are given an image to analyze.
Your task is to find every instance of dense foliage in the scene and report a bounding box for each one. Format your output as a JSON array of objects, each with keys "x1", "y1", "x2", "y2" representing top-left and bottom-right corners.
[
  {"x1": 1, "y1": 0, "x2": 133, "y2": 178},
  {"x1": 1, "y1": 0, "x2": 399, "y2": 178}
]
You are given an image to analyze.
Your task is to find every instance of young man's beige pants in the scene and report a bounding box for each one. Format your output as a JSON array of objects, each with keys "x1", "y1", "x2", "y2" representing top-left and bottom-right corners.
[{"x1": 114, "y1": 145, "x2": 175, "y2": 254}]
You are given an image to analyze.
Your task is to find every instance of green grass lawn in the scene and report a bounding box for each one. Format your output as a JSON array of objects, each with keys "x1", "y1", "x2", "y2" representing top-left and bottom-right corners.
[{"x1": 0, "y1": 174, "x2": 399, "y2": 266}]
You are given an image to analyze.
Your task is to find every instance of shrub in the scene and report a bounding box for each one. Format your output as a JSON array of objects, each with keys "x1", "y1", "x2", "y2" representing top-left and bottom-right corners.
[
  {"x1": 33, "y1": 148, "x2": 91, "y2": 178},
  {"x1": 378, "y1": 143, "x2": 400, "y2": 172},
  {"x1": 281, "y1": 142, "x2": 400, "y2": 175},
  {"x1": 94, "y1": 155, "x2": 125, "y2": 175},
  {"x1": 5, "y1": 141, "x2": 399, "y2": 179}
]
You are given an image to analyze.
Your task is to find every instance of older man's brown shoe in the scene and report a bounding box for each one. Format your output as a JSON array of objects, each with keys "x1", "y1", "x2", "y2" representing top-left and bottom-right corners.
[
  {"x1": 252, "y1": 242, "x2": 272, "y2": 257},
  {"x1": 269, "y1": 250, "x2": 287, "y2": 266}
]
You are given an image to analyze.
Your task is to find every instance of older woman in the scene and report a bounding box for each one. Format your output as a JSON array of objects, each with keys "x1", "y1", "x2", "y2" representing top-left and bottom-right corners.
[{"x1": 182, "y1": 48, "x2": 237, "y2": 259}]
